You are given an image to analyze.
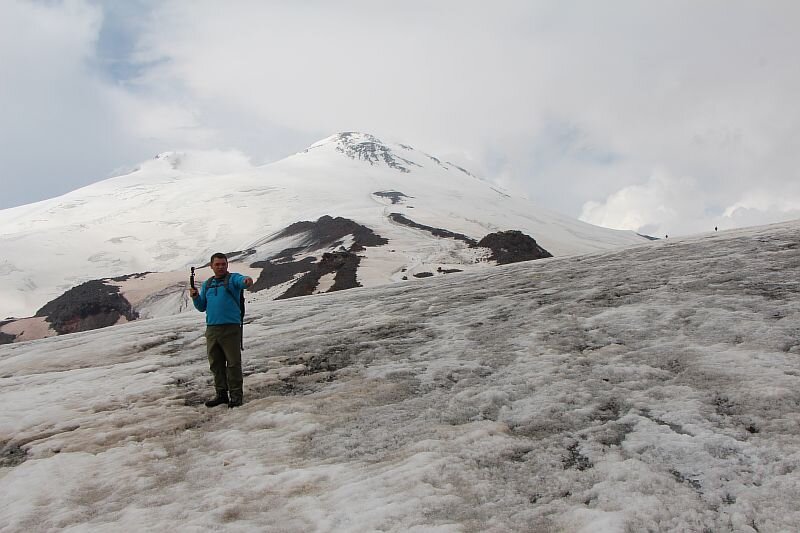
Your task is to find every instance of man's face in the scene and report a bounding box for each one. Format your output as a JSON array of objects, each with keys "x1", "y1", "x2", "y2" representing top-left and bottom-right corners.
[{"x1": 211, "y1": 258, "x2": 228, "y2": 278}]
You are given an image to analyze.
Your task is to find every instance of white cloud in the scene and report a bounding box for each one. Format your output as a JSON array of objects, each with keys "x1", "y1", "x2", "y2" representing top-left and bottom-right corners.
[
  {"x1": 579, "y1": 170, "x2": 706, "y2": 237},
  {"x1": 581, "y1": 169, "x2": 800, "y2": 237},
  {"x1": 721, "y1": 191, "x2": 800, "y2": 230},
  {"x1": 160, "y1": 149, "x2": 255, "y2": 174},
  {"x1": 0, "y1": 1, "x2": 169, "y2": 207},
  {"x1": 0, "y1": 0, "x2": 238, "y2": 209}
]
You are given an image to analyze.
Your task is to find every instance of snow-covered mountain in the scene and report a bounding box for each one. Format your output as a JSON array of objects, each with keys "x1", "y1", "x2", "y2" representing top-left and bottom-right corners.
[
  {"x1": 2, "y1": 220, "x2": 799, "y2": 531},
  {"x1": 0, "y1": 132, "x2": 647, "y2": 340}
]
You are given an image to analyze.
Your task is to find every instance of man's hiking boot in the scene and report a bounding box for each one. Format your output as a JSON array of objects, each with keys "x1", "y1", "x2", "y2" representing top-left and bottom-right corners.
[
  {"x1": 228, "y1": 394, "x2": 243, "y2": 409},
  {"x1": 204, "y1": 390, "x2": 229, "y2": 408}
]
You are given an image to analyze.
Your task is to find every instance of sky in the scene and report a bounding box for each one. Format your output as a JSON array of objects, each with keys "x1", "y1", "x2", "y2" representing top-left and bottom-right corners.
[{"x1": 1, "y1": 0, "x2": 799, "y2": 237}]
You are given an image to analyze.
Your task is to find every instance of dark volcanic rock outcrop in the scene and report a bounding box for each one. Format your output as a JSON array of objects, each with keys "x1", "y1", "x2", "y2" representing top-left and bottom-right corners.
[
  {"x1": 477, "y1": 231, "x2": 552, "y2": 265},
  {"x1": 0, "y1": 330, "x2": 15, "y2": 345},
  {"x1": 277, "y1": 251, "x2": 361, "y2": 299},
  {"x1": 250, "y1": 256, "x2": 317, "y2": 292},
  {"x1": 252, "y1": 216, "x2": 389, "y2": 294},
  {"x1": 373, "y1": 191, "x2": 413, "y2": 205},
  {"x1": 109, "y1": 272, "x2": 153, "y2": 281},
  {"x1": 387, "y1": 214, "x2": 551, "y2": 266},
  {"x1": 388, "y1": 213, "x2": 478, "y2": 245},
  {"x1": 268, "y1": 215, "x2": 388, "y2": 252},
  {"x1": 35, "y1": 280, "x2": 138, "y2": 335}
]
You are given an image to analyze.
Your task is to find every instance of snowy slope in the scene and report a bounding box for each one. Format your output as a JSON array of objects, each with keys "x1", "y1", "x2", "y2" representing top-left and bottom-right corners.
[
  {"x1": 0, "y1": 133, "x2": 645, "y2": 318},
  {"x1": 1, "y1": 220, "x2": 799, "y2": 531}
]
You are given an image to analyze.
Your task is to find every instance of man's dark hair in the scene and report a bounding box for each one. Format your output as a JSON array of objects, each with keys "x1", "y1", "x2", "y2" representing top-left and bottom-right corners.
[{"x1": 210, "y1": 252, "x2": 228, "y2": 264}]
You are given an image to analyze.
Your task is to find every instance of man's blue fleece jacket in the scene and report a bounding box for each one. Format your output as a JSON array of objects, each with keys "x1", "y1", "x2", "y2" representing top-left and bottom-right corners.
[{"x1": 192, "y1": 273, "x2": 247, "y2": 325}]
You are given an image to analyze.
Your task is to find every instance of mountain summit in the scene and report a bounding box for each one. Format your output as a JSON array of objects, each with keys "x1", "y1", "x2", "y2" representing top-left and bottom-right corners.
[{"x1": 306, "y1": 132, "x2": 474, "y2": 177}]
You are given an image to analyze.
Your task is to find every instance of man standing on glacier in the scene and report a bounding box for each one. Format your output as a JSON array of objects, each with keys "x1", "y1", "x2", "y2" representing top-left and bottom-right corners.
[{"x1": 189, "y1": 252, "x2": 254, "y2": 408}]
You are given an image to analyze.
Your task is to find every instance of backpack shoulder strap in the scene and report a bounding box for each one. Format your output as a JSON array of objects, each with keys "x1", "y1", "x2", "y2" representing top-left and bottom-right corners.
[{"x1": 220, "y1": 273, "x2": 242, "y2": 313}]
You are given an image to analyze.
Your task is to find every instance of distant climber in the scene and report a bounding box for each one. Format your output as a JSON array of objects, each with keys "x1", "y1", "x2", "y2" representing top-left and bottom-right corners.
[{"x1": 189, "y1": 252, "x2": 254, "y2": 408}]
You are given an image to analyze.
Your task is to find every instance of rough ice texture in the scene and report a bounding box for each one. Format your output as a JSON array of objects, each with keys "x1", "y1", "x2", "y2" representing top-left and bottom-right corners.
[{"x1": 3, "y1": 220, "x2": 797, "y2": 532}]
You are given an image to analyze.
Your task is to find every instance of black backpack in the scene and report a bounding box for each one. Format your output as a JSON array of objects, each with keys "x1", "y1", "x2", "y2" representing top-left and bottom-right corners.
[{"x1": 203, "y1": 273, "x2": 245, "y2": 349}]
